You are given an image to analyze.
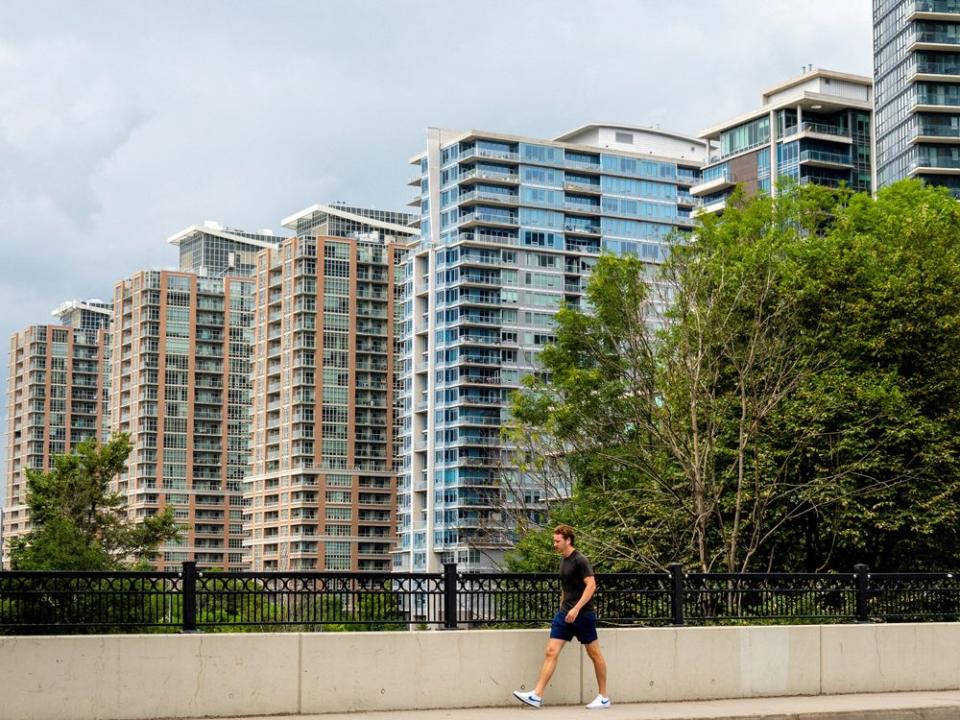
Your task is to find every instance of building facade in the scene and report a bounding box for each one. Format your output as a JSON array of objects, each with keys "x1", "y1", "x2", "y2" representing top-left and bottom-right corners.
[
  {"x1": 3, "y1": 299, "x2": 112, "y2": 565},
  {"x1": 169, "y1": 222, "x2": 284, "y2": 278},
  {"x1": 692, "y1": 69, "x2": 874, "y2": 213},
  {"x1": 396, "y1": 125, "x2": 706, "y2": 573},
  {"x1": 244, "y1": 204, "x2": 417, "y2": 571},
  {"x1": 109, "y1": 270, "x2": 254, "y2": 570},
  {"x1": 874, "y1": 0, "x2": 960, "y2": 193}
]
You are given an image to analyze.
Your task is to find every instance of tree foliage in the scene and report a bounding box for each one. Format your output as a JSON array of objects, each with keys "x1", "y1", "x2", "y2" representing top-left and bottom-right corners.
[
  {"x1": 9, "y1": 434, "x2": 179, "y2": 570},
  {"x1": 506, "y1": 180, "x2": 960, "y2": 573}
]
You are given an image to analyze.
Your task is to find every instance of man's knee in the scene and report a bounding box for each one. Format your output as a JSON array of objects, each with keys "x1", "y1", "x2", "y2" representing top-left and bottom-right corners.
[
  {"x1": 544, "y1": 643, "x2": 563, "y2": 659},
  {"x1": 584, "y1": 641, "x2": 603, "y2": 659}
]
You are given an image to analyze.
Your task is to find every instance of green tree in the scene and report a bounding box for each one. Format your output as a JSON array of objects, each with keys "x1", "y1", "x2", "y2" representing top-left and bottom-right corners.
[
  {"x1": 9, "y1": 434, "x2": 179, "y2": 570},
  {"x1": 506, "y1": 180, "x2": 960, "y2": 573}
]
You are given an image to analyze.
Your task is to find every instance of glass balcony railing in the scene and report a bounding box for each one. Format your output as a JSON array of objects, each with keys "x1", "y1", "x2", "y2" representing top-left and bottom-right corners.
[
  {"x1": 799, "y1": 150, "x2": 852, "y2": 165},
  {"x1": 916, "y1": 59, "x2": 960, "y2": 75},
  {"x1": 458, "y1": 167, "x2": 519, "y2": 183},
  {"x1": 458, "y1": 211, "x2": 519, "y2": 227},
  {"x1": 458, "y1": 189, "x2": 519, "y2": 205},
  {"x1": 460, "y1": 147, "x2": 519, "y2": 162},
  {"x1": 698, "y1": 165, "x2": 732, "y2": 184},
  {"x1": 917, "y1": 123, "x2": 960, "y2": 137},
  {"x1": 916, "y1": 156, "x2": 960, "y2": 169},
  {"x1": 782, "y1": 121, "x2": 850, "y2": 138},
  {"x1": 915, "y1": 30, "x2": 960, "y2": 46},
  {"x1": 915, "y1": 0, "x2": 960, "y2": 13},
  {"x1": 917, "y1": 91, "x2": 960, "y2": 106},
  {"x1": 564, "y1": 157, "x2": 601, "y2": 171}
]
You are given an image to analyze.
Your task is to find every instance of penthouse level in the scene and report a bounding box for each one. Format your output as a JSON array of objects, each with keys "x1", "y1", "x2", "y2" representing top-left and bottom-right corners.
[{"x1": 692, "y1": 68, "x2": 874, "y2": 215}]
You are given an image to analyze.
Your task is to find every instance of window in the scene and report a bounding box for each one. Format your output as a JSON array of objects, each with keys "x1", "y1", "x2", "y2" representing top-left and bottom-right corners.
[{"x1": 615, "y1": 131, "x2": 634, "y2": 144}]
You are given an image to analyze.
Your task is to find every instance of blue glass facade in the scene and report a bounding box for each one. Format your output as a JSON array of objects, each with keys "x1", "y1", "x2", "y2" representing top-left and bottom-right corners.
[
  {"x1": 396, "y1": 128, "x2": 704, "y2": 572},
  {"x1": 875, "y1": 0, "x2": 960, "y2": 194}
]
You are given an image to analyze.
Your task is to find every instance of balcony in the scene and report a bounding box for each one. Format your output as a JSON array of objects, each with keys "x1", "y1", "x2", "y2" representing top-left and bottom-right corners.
[
  {"x1": 913, "y1": 59, "x2": 960, "y2": 83},
  {"x1": 564, "y1": 157, "x2": 602, "y2": 173},
  {"x1": 456, "y1": 231, "x2": 520, "y2": 247},
  {"x1": 693, "y1": 198, "x2": 728, "y2": 217},
  {"x1": 563, "y1": 179, "x2": 601, "y2": 194},
  {"x1": 780, "y1": 121, "x2": 852, "y2": 144},
  {"x1": 914, "y1": 91, "x2": 960, "y2": 112},
  {"x1": 798, "y1": 149, "x2": 853, "y2": 169},
  {"x1": 564, "y1": 199, "x2": 601, "y2": 215},
  {"x1": 910, "y1": 29, "x2": 960, "y2": 52},
  {"x1": 457, "y1": 167, "x2": 519, "y2": 185},
  {"x1": 458, "y1": 189, "x2": 519, "y2": 207},
  {"x1": 909, "y1": 156, "x2": 960, "y2": 175},
  {"x1": 563, "y1": 219, "x2": 601, "y2": 236},
  {"x1": 690, "y1": 167, "x2": 735, "y2": 197},
  {"x1": 913, "y1": 122, "x2": 960, "y2": 143},
  {"x1": 459, "y1": 147, "x2": 519, "y2": 164},
  {"x1": 910, "y1": 0, "x2": 960, "y2": 22},
  {"x1": 458, "y1": 211, "x2": 519, "y2": 229}
]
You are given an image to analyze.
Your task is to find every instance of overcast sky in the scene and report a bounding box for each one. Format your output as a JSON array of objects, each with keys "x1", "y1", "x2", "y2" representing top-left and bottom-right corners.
[{"x1": 0, "y1": 1, "x2": 873, "y2": 490}]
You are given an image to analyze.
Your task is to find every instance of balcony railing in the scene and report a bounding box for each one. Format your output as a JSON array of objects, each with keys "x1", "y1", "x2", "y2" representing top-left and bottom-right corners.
[
  {"x1": 914, "y1": 0, "x2": 960, "y2": 13},
  {"x1": 917, "y1": 123, "x2": 960, "y2": 138},
  {"x1": 916, "y1": 59, "x2": 960, "y2": 76},
  {"x1": 799, "y1": 149, "x2": 852, "y2": 165},
  {"x1": 914, "y1": 30, "x2": 960, "y2": 45},
  {"x1": 3, "y1": 564, "x2": 960, "y2": 633},
  {"x1": 782, "y1": 121, "x2": 850, "y2": 138},
  {"x1": 459, "y1": 147, "x2": 519, "y2": 163},
  {"x1": 915, "y1": 156, "x2": 960, "y2": 169}
]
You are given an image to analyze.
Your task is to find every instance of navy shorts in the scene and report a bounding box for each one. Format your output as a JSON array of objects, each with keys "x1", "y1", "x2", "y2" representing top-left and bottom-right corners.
[{"x1": 549, "y1": 610, "x2": 598, "y2": 644}]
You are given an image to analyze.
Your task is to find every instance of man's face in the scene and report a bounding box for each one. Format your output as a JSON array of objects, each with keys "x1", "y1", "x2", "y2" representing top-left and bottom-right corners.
[{"x1": 553, "y1": 533, "x2": 572, "y2": 554}]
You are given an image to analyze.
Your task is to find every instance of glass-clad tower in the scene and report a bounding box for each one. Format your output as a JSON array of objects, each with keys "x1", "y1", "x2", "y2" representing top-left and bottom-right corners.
[
  {"x1": 692, "y1": 69, "x2": 874, "y2": 214},
  {"x1": 874, "y1": 0, "x2": 960, "y2": 193},
  {"x1": 396, "y1": 125, "x2": 706, "y2": 573}
]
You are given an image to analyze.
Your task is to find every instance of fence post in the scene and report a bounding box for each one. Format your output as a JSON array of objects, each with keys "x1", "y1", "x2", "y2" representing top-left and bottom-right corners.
[
  {"x1": 669, "y1": 563, "x2": 685, "y2": 626},
  {"x1": 442, "y1": 562, "x2": 458, "y2": 630},
  {"x1": 181, "y1": 561, "x2": 198, "y2": 633},
  {"x1": 854, "y1": 563, "x2": 870, "y2": 623}
]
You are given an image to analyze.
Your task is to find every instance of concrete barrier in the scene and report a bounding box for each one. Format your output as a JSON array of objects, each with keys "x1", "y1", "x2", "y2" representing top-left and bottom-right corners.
[{"x1": 2, "y1": 623, "x2": 959, "y2": 719}]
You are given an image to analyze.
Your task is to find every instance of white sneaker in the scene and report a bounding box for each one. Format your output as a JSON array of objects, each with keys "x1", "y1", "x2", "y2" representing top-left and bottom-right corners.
[
  {"x1": 513, "y1": 690, "x2": 542, "y2": 708},
  {"x1": 586, "y1": 694, "x2": 611, "y2": 709}
]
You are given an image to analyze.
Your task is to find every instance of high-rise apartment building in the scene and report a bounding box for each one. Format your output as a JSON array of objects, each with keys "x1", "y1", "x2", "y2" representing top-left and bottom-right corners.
[
  {"x1": 109, "y1": 269, "x2": 255, "y2": 570},
  {"x1": 244, "y1": 204, "x2": 416, "y2": 571},
  {"x1": 692, "y1": 69, "x2": 874, "y2": 213},
  {"x1": 396, "y1": 125, "x2": 706, "y2": 572},
  {"x1": 874, "y1": 0, "x2": 960, "y2": 193},
  {"x1": 3, "y1": 299, "x2": 112, "y2": 565}
]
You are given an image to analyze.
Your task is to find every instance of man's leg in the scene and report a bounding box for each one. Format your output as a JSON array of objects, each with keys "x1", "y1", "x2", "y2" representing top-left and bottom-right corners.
[
  {"x1": 533, "y1": 638, "x2": 567, "y2": 696},
  {"x1": 584, "y1": 640, "x2": 607, "y2": 697}
]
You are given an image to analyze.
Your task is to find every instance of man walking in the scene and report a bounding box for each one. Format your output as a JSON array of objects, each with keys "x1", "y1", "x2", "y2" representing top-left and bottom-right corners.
[{"x1": 513, "y1": 525, "x2": 610, "y2": 710}]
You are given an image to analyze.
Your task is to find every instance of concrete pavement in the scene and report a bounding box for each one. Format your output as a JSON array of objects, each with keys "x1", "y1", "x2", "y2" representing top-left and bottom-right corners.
[{"x1": 204, "y1": 690, "x2": 960, "y2": 720}]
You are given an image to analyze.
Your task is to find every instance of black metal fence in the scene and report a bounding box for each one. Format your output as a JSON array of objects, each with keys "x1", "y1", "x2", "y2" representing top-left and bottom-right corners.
[{"x1": 2, "y1": 563, "x2": 959, "y2": 634}]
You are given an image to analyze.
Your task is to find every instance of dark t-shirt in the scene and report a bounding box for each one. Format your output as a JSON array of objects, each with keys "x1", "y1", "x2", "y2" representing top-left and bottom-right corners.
[{"x1": 559, "y1": 550, "x2": 595, "y2": 613}]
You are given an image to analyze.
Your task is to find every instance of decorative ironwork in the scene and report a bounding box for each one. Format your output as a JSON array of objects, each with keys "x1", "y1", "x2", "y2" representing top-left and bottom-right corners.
[{"x1": 2, "y1": 563, "x2": 959, "y2": 634}]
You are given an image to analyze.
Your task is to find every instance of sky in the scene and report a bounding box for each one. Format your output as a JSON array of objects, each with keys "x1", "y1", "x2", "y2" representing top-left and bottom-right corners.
[{"x1": 0, "y1": 0, "x2": 873, "y2": 492}]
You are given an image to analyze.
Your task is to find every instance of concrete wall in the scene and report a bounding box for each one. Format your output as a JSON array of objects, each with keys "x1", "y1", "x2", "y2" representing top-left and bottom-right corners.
[{"x1": 3, "y1": 623, "x2": 960, "y2": 719}]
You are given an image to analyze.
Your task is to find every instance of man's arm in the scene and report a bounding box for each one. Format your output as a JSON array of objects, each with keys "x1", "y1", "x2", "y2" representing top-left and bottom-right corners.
[{"x1": 565, "y1": 576, "x2": 596, "y2": 622}]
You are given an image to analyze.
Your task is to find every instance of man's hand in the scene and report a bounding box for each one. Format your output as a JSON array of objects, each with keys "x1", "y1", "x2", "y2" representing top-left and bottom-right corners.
[{"x1": 565, "y1": 608, "x2": 579, "y2": 623}]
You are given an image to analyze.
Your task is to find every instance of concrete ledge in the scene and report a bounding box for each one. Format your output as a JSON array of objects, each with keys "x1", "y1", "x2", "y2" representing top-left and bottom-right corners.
[
  {"x1": 2, "y1": 624, "x2": 960, "y2": 719},
  {"x1": 250, "y1": 691, "x2": 960, "y2": 720}
]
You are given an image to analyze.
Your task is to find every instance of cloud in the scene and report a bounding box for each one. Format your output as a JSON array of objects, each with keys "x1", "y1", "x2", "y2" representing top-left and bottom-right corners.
[{"x1": 0, "y1": 0, "x2": 874, "y2": 487}]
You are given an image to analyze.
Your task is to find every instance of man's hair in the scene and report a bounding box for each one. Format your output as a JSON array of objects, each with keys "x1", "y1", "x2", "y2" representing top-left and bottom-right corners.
[{"x1": 553, "y1": 524, "x2": 575, "y2": 546}]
